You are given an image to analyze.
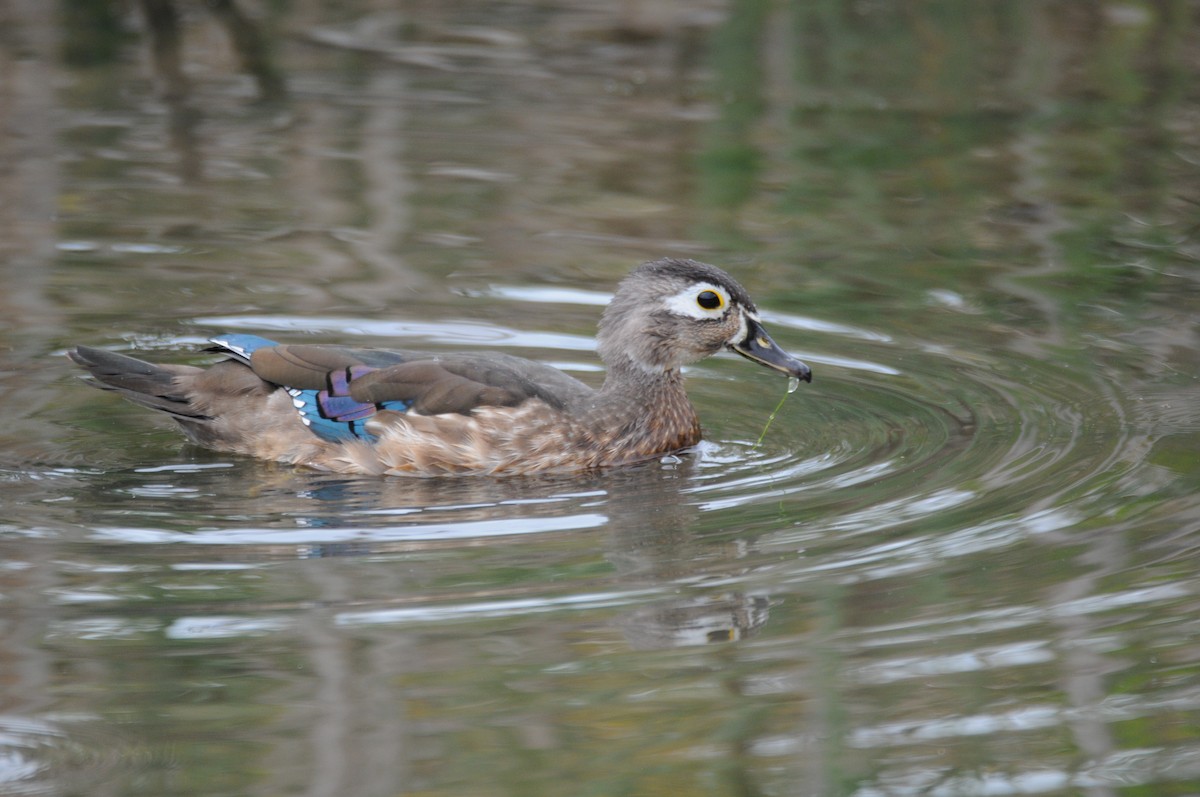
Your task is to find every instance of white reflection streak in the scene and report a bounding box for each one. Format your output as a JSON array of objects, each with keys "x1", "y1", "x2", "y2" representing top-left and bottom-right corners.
[
  {"x1": 792, "y1": 352, "x2": 901, "y2": 375},
  {"x1": 1050, "y1": 582, "x2": 1189, "y2": 617},
  {"x1": 759, "y1": 310, "x2": 892, "y2": 342},
  {"x1": 88, "y1": 513, "x2": 607, "y2": 545},
  {"x1": 822, "y1": 488, "x2": 978, "y2": 537},
  {"x1": 852, "y1": 640, "x2": 1055, "y2": 685},
  {"x1": 854, "y1": 746, "x2": 1200, "y2": 797},
  {"x1": 335, "y1": 588, "x2": 659, "y2": 626},
  {"x1": 780, "y1": 505, "x2": 1077, "y2": 584},
  {"x1": 843, "y1": 584, "x2": 1189, "y2": 682},
  {"x1": 165, "y1": 616, "x2": 290, "y2": 639},
  {"x1": 696, "y1": 456, "x2": 834, "y2": 510},
  {"x1": 819, "y1": 460, "x2": 897, "y2": 491},
  {"x1": 0, "y1": 716, "x2": 61, "y2": 784},
  {"x1": 850, "y1": 704, "x2": 1060, "y2": 747},
  {"x1": 476, "y1": 284, "x2": 610, "y2": 306},
  {"x1": 761, "y1": 734, "x2": 1200, "y2": 793},
  {"x1": 191, "y1": 315, "x2": 596, "y2": 351},
  {"x1": 133, "y1": 463, "x2": 236, "y2": 473},
  {"x1": 850, "y1": 606, "x2": 1043, "y2": 648},
  {"x1": 45, "y1": 618, "x2": 160, "y2": 640}
]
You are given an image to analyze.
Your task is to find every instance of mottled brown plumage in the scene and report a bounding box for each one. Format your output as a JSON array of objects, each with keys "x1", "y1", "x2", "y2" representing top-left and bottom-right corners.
[{"x1": 69, "y1": 258, "x2": 811, "y2": 476}]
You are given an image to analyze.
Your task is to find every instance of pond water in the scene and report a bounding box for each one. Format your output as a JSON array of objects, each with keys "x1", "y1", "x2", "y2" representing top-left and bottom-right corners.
[{"x1": 2, "y1": 2, "x2": 1199, "y2": 795}]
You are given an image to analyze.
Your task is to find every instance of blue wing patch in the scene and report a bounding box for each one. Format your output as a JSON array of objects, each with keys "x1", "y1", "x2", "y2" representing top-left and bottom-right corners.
[
  {"x1": 210, "y1": 334, "x2": 411, "y2": 442},
  {"x1": 285, "y1": 385, "x2": 412, "y2": 442},
  {"x1": 209, "y1": 333, "x2": 280, "y2": 363}
]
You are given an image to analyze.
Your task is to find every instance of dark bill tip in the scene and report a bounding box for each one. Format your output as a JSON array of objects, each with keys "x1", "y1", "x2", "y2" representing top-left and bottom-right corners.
[{"x1": 729, "y1": 318, "x2": 812, "y2": 383}]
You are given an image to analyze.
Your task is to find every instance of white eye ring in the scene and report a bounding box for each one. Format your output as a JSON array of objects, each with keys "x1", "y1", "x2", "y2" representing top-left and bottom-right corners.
[{"x1": 664, "y1": 282, "x2": 730, "y2": 319}]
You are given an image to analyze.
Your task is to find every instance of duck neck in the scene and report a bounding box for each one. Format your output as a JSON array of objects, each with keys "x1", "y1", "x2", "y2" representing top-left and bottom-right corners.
[
  {"x1": 578, "y1": 359, "x2": 701, "y2": 463},
  {"x1": 600, "y1": 356, "x2": 680, "y2": 393}
]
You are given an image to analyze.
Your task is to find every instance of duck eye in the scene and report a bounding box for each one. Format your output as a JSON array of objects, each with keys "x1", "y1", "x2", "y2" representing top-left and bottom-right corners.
[{"x1": 696, "y1": 290, "x2": 724, "y2": 310}]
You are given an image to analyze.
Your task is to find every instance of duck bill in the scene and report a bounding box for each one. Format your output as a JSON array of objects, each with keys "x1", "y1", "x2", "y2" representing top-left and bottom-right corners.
[{"x1": 729, "y1": 317, "x2": 812, "y2": 382}]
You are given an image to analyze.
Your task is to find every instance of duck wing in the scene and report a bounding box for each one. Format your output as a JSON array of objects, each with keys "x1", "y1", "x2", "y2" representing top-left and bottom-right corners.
[{"x1": 211, "y1": 334, "x2": 595, "y2": 442}]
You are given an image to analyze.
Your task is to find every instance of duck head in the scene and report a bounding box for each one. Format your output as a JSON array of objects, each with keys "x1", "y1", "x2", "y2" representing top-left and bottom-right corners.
[{"x1": 597, "y1": 258, "x2": 812, "y2": 382}]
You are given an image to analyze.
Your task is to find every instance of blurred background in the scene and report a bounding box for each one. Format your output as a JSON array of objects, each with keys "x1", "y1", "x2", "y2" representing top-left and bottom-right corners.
[{"x1": 1, "y1": 1, "x2": 1198, "y2": 795}]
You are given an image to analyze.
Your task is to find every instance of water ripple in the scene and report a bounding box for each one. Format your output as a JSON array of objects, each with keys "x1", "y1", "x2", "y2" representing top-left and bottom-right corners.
[{"x1": 686, "y1": 327, "x2": 1132, "y2": 568}]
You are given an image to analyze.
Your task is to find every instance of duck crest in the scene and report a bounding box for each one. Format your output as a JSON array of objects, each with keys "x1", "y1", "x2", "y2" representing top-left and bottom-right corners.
[{"x1": 69, "y1": 258, "x2": 811, "y2": 476}]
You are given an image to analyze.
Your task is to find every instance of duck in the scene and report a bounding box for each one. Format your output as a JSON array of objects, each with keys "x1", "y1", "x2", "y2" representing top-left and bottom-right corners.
[{"x1": 68, "y1": 258, "x2": 811, "y2": 476}]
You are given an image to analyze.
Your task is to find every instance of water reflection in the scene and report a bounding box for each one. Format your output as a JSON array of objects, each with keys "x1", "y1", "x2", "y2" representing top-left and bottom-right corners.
[
  {"x1": 4, "y1": 457, "x2": 796, "y2": 794},
  {"x1": 137, "y1": 0, "x2": 286, "y2": 182},
  {"x1": 42, "y1": 455, "x2": 775, "y2": 650}
]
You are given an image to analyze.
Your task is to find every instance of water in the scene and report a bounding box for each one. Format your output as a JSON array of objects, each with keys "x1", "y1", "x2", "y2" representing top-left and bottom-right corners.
[{"x1": 2, "y1": 2, "x2": 1199, "y2": 795}]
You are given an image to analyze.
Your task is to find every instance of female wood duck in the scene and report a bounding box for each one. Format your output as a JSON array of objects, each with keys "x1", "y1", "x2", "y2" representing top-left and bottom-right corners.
[{"x1": 69, "y1": 258, "x2": 811, "y2": 476}]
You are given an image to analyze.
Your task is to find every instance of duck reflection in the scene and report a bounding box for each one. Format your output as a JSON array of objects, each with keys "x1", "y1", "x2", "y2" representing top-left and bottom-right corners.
[
  {"x1": 61, "y1": 428, "x2": 774, "y2": 647},
  {"x1": 601, "y1": 463, "x2": 773, "y2": 647},
  {"x1": 615, "y1": 592, "x2": 771, "y2": 647},
  {"x1": 280, "y1": 455, "x2": 774, "y2": 648}
]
